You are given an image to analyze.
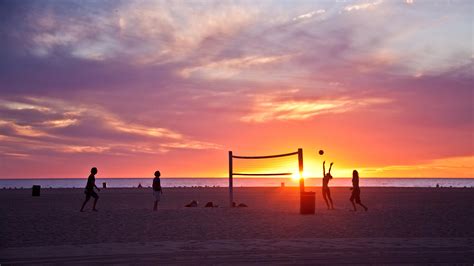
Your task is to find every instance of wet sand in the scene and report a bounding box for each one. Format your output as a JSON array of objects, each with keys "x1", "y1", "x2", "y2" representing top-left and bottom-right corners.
[{"x1": 1, "y1": 187, "x2": 473, "y2": 264}]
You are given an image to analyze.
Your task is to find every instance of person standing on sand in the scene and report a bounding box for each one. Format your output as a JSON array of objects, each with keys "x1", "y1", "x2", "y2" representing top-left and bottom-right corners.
[
  {"x1": 322, "y1": 161, "x2": 335, "y2": 210},
  {"x1": 153, "y1": 170, "x2": 163, "y2": 211},
  {"x1": 80, "y1": 167, "x2": 100, "y2": 212},
  {"x1": 350, "y1": 170, "x2": 368, "y2": 211}
]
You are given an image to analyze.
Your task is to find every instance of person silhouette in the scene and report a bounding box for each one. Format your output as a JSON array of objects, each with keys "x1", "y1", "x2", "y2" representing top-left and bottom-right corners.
[
  {"x1": 80, "y1": 167, "x2": 100, "y2": 212},
  {"x1": 350, "y1": 170, "x2": 368, "y2": 211},
  {"x1": 152, "y1": 170, "x2": 163, "y2": 211},
  {"x1": 322, "y1": 161, "x2": 334, "y2": 210}
]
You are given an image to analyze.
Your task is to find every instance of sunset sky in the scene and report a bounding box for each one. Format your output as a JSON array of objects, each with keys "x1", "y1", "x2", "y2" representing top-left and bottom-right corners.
[{"x1": 0, "y1": 0, "x2": 472, "y2": 178}]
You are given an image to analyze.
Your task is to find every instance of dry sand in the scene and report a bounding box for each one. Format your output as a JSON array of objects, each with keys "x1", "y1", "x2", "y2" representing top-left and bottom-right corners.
[{"x1": 1, "y1": 187, "x2": 473, "y2": 264}]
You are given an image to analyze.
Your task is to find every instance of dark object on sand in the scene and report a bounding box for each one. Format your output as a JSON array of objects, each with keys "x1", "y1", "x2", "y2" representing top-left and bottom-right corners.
[
  {"x1": 185, "y1": 200, "x2": 198, "y2": 207},
  {"x1": 205, "y1": 202, "x2": 218, "y2": 208},
  {"x1": 436, "y1": 184, "x2": 440, "y2": 188},
  {"x1": 300, "y1": 191, "x2": 315, "y2": 214},
  {"x1": 102, "y1": 182, "x2": 107, "y2": 189},
  {"x1": 231, "y1": 202, "x2": 248, "y2": 207},
  {"x1": 32, "y1": 185, "x2": 41, "y2": 197},
  {"x1": 138, "y1": 183, "x2": 143, "y2": 188}
]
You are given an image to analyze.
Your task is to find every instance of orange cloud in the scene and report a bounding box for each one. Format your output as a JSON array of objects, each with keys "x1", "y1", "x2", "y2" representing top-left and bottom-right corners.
[
  {"x1": 241, "y1": 96, "x2": 391, "y2": 122},
  {"x1": 0, "y1": 120, "x2": 48, "y2": 137}
]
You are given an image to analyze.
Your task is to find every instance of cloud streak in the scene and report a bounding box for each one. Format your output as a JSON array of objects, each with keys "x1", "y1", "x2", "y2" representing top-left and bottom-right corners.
[
  {"x1": 241, "y1": 95, "x2": 391, "y2": 123},
  {"x1": 0, "y1": 97, "x2": 221, "y2": 158}
]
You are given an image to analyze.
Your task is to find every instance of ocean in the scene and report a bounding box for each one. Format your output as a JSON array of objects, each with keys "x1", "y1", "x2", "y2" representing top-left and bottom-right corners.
[{"x1": 0, "y1": 178, "x2": 473, "y2": 189}]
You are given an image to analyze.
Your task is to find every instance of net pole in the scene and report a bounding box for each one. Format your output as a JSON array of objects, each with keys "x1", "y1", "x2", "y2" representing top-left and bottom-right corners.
[
  {"x1": 298, "y1": 148, "x2": 304, "y2": 193},
  {"x1": 229, "y1": 151, "x2": 233, "y2": 207}
]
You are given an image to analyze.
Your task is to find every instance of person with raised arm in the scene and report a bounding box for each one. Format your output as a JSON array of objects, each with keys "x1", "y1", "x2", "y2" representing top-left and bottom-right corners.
[{"x1": 322, "y1": 161, "x2": 335, "y2": 210}]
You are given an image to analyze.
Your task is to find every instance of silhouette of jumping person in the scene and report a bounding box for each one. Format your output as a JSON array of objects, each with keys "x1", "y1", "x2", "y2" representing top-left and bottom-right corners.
[
  {"x1": 350, "y1": 170, "x2": 368, "y2": 211},
  {"x1": 80, "y1": 167, "x2": 100, "y2": 212},
  {"x1": 153, "y1": 170, "x2": 163, "y2": 211},
  {"x1": 322, "y1": 161, "x2": 335, "y2": 210}
]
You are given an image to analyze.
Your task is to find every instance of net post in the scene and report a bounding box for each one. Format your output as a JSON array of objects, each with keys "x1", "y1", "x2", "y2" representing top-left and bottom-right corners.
[
  {"x1": 298, "y1": 148, "x2": 304, "y2": 193},
  {"x1": 229, "y1": 151, "x2": 233, "y2": 207}
]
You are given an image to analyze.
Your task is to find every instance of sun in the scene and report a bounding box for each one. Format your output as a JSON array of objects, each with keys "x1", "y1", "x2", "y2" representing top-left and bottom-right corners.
[{"x1": 291, "y1": 171, "x2": 303, "y2": 181}]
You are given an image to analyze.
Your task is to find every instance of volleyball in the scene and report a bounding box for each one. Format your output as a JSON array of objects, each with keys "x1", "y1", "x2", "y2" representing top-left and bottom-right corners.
[{"x1": 318, "y1": 149, "x2": 324, "y2": 155}]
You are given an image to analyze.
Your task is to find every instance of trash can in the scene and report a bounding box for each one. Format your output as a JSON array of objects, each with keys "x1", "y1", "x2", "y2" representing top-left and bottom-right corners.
[
  {"x1": 102, "y1": 182, "x2": 107, "y2": 189},
  {"x1": 300, "y1": 191, "x2": 315, "y2": 214},
  {"x1": 32, "y1": 185, "x2": 41, "y2": 197}
]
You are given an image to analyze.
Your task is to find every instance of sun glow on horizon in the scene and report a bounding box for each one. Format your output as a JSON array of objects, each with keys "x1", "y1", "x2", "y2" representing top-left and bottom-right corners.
[{"x1": 291, "y1": 172, "x2": 301, "y2": 181}]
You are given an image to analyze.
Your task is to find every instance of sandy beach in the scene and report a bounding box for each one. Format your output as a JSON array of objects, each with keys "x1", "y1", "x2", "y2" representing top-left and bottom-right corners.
[{"x1": 1, "y1": 187, "x2": 473, "y2": 264}]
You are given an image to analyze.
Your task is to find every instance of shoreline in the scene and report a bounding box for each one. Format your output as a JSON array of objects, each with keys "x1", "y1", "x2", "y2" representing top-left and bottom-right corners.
[
  {"x1": 2, "y1": 186, "x2": 474, "y2": 188},
  {"x1": 2, "y1": 177, "x2": 473, "y2": 179},
  {"x1": 1, "y1": 177, "x2": 473, "y2": 189}
]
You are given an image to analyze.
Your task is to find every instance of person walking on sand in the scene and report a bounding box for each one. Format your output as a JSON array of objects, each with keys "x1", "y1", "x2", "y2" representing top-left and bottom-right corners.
[
  {"x1": 350, "y1": 170, "x2": 368, "y2": 211},
  {"x1": 80, "y1": 167, "x2": 100, "y2": 212},
  {"x1": 153, "y1": 170, "x2": 163, "y2": 211},
  {"x1": 322, "y1": 161, "x2": 335, "y2": 210}
]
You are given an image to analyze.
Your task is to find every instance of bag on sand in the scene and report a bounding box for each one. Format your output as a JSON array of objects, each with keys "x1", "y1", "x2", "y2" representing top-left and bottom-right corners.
[
  {"x1": 185, "y1": 200, "x2": 198, "y2": 207},
  {"x1": 205, "y1": 202, "x2": 218, "y2": 208}
]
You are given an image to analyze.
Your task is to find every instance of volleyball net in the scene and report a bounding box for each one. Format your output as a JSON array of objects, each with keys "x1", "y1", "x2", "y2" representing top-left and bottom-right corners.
[{"x1": 228, "y1": 149, "x2": 304, "y2": 206}]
